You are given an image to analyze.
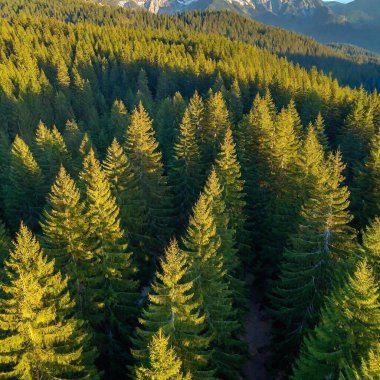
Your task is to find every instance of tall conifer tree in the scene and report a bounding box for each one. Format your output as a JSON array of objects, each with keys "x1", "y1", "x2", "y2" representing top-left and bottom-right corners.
[
  {"x1": 271, "y1": 149, "x2": 355, "y2": 362},
  {"x1": 4, "y1": 135, "x2": 45, "y2": 230},
  {"x1": 0, "y1": 224, "x2": 99, "y2": 379},
  {"x1": 182, "y1": 194, "x2": 243, "y2": 378},
  {"x1": 79, "y1": 149, "x2": 138, "y2": 376},
  {"x1": 133, "y1": 239, "x2": 211, "y2": 378},
  {"x1": 292, "y1": 259, "x2": 380, "y2": 380},
  {"x1": 171, "y1": 109, "x2": 204, "y2": 228},
  {"x1": 124, "y1": 102, "x2": 173, "y2": 272}
]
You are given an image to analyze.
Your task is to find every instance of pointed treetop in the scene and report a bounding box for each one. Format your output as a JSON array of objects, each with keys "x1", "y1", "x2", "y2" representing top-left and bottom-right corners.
[{"x1": 135, "y1": 329, "x2": 191, "y2": 380}]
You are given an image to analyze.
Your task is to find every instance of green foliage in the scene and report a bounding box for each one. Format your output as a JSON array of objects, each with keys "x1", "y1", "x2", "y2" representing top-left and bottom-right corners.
[
  {"x1": 292, "y1": 259, "x2": 380, "y2": 380},
  {"x1": 0, "y1": 224, "x2": 99, "y2": 379},
  {"x1": 135, "y1": 329, "x2": 192, "y2": 380},
  {"x1": 102, "y1": 138, "x2": 145, "y2": 251},
  {"x1": 362, "y1": 218, "x2": 380, "y2": 280},
  {"x1": 182, "y1": 194, "x2": 243, "y2": 378},
  {"x1": 171, "y1": 109, "x2": 204, "y2": 227},
  {"x1": 79, "y1": 149, "x2": 139, "y2": 377},
  {"x1": 133, "y1": 239, "x2": 210, "y2": 378},
  {"x1": 34, "y1": 121, "x2": 71, "y2": 185},
  {"x1": 124, "y1": 102, "x2": 173, "y2": 273},
  {"x1": 203, "y1": 91, "x2": 230, "y2": 160},
  {"x1": 215, "y1": 127, "x2": 246, "y2": 238},
  {"x1": 271, "y1": 149, "x2": 355, "y2": 362},
  {"x1": 3, "y1": 136, "x2": 45, "y2": 231},
  {"x1": 40, "y1": 166, "x2": 90, "y2": 271},
  {"x1": 108, "y1": 99, "x2": 130, "y2": 144}
]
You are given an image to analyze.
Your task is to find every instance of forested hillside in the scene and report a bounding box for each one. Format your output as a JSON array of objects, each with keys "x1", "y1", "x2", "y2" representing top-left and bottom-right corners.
[
  {"x1": 1, "y1": 0, "x2": 380, "y2": 90},
  {"x1": 0, "y1": 0, "x2": 379, "y2": 379}
]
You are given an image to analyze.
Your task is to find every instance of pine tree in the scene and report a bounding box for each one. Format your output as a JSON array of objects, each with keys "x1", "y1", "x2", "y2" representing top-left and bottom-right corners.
[
  {"x1": 203, "y1": 91, "x2": 230, "y2": 161},
  {"x1": 261, "y1": 105, "x2": 303, "y2": 280},
  {"x1": 187, "y1": 91, "x2": 205, "y2": 141},
  {"x1": 40, "y1": 166, "x2": 90, "y2": 276},
  {"x1": 292, "y1": 259, "x2": 380, "y2": 380},
  {"x1": 171, "y1": 109, "x2": 204, "y2": 228},
  {"x1": 227, "y1": 78, "x2": 243, "y2": 125},
  {"x1": 287, "y1": 99, "x2": 303, "y2": 137},
  {"x1": 135, "y1": 329, "x2": 192, "y2": 380},
  {"x1": 338, "y1": 89, "x2": 375, "y2": 174},
  {"x1": 108, "y1": 99, "x2": 129, "y2": 143},
  {"x1": 63, "y1": 119, "x2": 84, "y2": 156},
  {"x1": 79, "y1": 132, "x2": 94, "y2": 160},
  {"x1": 134, "y1": 68, "x2": 154, "y2": 113},
  {"x1": 203, "y1": 169, "x2": 245, "y2": 308},
  {"x1": 133, "y1": 239, "x2": 210, "y2": 378},
  {"x1": 34, "y1": 121, "x2": 71, "y2": 185},
  {"x1": 236, "y1": 93, "x2": 275, "y2": 250},
  {"x1": 313, "y1": 113, "x2": 329, "y2": 150},
  {"x1": 182, "y1": 194, "x2": 243, "y2": 378},
  {"x1": 4, "y1": 135, "x2": 45, "y2": 230},
  {"x1": 155, "y1": 92, "x2": 186, "y2": 165},
  {"x1": 124, "y1": 102, "x2": 173, "y2": 273},
  {"x1": 102, "y1": 138, "x2": 145, "y2": 252},
  {"x1": 271, "y1": 149, "x2": 355, "y2": 363},
  {"x1": 351, "y1": 129, "x2": 380, "y2": 226},
  {"x1": 0, "y1": 224, "x2": 99, "y2": 379},
  {"x1": 79, "y1": 149, "x2": 138, "y2": 376},
  {"x1": 215, "y1": 127, "x2": 246, "y2": 237},
  {"x1": 362, "y1": 218, "x2": 380, "y2": 280}
]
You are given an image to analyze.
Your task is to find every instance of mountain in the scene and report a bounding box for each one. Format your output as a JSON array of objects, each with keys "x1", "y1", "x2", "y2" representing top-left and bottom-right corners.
[
  {"x1": 114, "y1": 0, "x2": 332, "y2": 17},
  {"x1": 108, "y1": 0, "x2": 380, "y2": 53},
  {"x1": 328, "y1": 0, "x2": 380, "y2": 23}
]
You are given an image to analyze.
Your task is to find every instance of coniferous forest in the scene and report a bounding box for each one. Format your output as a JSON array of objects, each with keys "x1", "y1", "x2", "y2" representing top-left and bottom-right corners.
[{"x1": 0, "y1": 0, "x2": 379, "y2": 379}]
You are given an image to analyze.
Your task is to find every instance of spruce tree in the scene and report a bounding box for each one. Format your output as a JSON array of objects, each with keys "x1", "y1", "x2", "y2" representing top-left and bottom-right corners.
[
  {"x1": 292, "y1": 259, "x2": 380, "y2": 380},
  {"x1": 40, "y1": 166, "x2": 90, "y2": 276},
  {"x1": 187, "y1": 91, "x2": 205, "y2": 142},
  {"x1": 108, "y1": 99, "x2": 129, "y2": 143},
  {"x1": 203, "y1": 169, "x2": 245, "y2": 308},
  {"x1": 362, "y1": 218, "x2": 380, "y2": 280},
  {"x1": 135, "y1": 329, "x2": 192, "y2": 380},
  {"x1": 351, "y1": 129, "x2": 380, "y2": 226},
  {"x1": 215, "y1": 127, "x2": 246, "y2": 239},
  {"x1": 155, "y1": 92, "x2": 186, "y2": 165},
  {"x1": 227, "y1": 79, "x2": 243, "y2": 124},
  {"x1": 338, "y1": 90, "x2": 375, "y2": 174},
  {"x1": 102, "y1": 138, "x2": 145, "y2": 251},
  {"x1": 171, "y1": 109, "x2": 204, "y2": 228},
  {"x1": 134, "y1": 68, "x2": 154, "y2": 113},
  {"x1": 271, "y1": 149, "x2": 355, "y2": 362},
  {"x1": 4, "y1": 135, "x2": 45, "y2": 230},
  {"x1": 133, "y1": 239, "x2": 211, "y2": 378},
  {"x1": 287, "y1": 99, "x2": 303, "y2": 137},
  {"x1": 261, "y1": 105, "x2": 303, "y2": 280},
  {"x1": 124, "y1": 102, "x2": 173, "y2": 272},
  {"x1": 79, "y1": 149, "x2": 138, "y2": 376},
  {"x1": 63, "y1": 120, "x2": 84, "y2": 157},
  {"x1": 203, "y1": 91, "x2": 230, "y2": 161},
  {"x1": 34, "y1": 121, "x2": 71, "y2": 185},
  {"x1": 313, "y1": 113, "x2": 329, "y2": 150},
  {"x1": 182, "y1": 194, "x2": 243, "y2": 378},
  {"x1": 0, "y1": 224, "x2": 99, "y2": 379}
]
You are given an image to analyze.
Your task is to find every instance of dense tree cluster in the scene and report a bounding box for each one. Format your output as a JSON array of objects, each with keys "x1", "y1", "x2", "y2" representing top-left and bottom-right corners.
[{"x1": 0, "y1": 0, "x2": 379, "y2": 379}]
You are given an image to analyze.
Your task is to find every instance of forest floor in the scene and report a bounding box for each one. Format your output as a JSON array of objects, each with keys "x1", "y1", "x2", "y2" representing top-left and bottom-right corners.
[{"x1": 243, "y1": 276, "x2": 272, "y2": 380}]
